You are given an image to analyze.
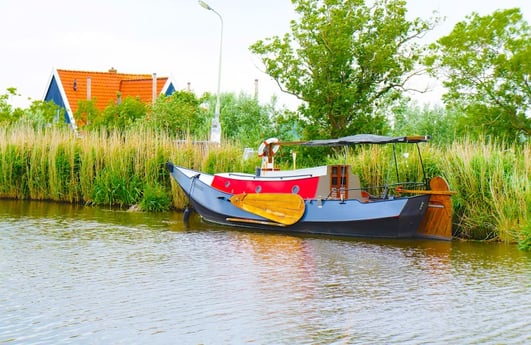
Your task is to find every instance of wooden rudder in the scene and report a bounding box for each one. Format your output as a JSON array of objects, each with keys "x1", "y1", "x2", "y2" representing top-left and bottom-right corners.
[{"x1": 416, "y1": 176, "x2": 454, "y2": 240}]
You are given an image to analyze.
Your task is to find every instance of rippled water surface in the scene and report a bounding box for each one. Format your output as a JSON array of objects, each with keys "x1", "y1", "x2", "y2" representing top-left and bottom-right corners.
[{"x1": 1, "y1": 200, "x2": 530, "y2": 344}]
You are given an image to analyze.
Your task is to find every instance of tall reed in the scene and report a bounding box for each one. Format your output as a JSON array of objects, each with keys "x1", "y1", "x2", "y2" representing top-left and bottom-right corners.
[
  {"x1": 0, "y1": 125, "x2": 529, "y2": 246},
  {"x1": 0, "y1": 125, "x2": 252, "y2": 211},
  {"x1": 435, "y1": 140, "x2": 530, "y2": 244}
]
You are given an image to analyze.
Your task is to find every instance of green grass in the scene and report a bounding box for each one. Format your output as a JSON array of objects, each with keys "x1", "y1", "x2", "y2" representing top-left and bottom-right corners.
[{"x1": 0, "y1": 124, "x2": 253, "y2": 211}]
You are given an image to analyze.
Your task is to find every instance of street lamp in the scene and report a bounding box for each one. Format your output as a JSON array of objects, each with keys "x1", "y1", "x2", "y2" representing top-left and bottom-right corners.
[{"x1": 198, "y1": 0, "x2": 223, "y2": 144}]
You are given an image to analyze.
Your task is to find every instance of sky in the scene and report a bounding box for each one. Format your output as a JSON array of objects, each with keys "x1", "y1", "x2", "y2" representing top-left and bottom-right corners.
[{"x1": 1, "y1": 0, "x2": 530, "y2": 110}]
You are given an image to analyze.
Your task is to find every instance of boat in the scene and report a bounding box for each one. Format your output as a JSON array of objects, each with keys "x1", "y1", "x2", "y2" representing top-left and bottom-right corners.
[{"x1": 166, "y1": 134, "x2": 456, "y2": 240}]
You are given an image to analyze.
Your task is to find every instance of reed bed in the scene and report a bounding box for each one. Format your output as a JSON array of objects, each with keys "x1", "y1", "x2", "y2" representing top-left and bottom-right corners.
[
  {"x1": 0, "y1": 125, "x2": 529, "y2": 246},
  {"x1": 434, "y1": 140, "x2": 530, "y2": 244},
  {"x1": 0, "y1": 125, "x2": 256, "y2": 211}
]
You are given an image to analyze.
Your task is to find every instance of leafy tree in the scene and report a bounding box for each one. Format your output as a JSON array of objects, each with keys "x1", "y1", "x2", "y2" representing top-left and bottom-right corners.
[
  {"x1": 150, "y1": 91, "x2": 207, "y2": 138},
  {"x1": 426, "y1": 8, "x2": 531, "y2": 141},
  {"x1": 250, "y1": 0, "x2": 438, "y2": 139},
  {"x1": 0, "y1": 88, "x2": 23, "y2": 124},
  {"x1": 392, "y1": 101, "x2": 460, "y2": 145},
  {"x1": 22, "y1": 100, "x2": 64, "y2": 128},
  {"x1": 268, "y1": 108, "x2": 302, "y2": 142},
  {"x1": 76, "y1": 99, "x2": 101, "y2": 128},
  {"x1": 198, "y1": 92, "x2": 299, "y2": 146},
  {"x1": 216, "y1": 92, "x2": 275, "y2": 146},
  {"x1": 94, "y1": 96, "x2": 147, "y2": 131}
]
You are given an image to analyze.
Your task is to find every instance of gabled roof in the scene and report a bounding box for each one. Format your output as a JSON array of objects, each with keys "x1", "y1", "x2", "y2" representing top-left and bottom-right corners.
[
  {"x1": 43, "y1": 67, "x2": 176, "y2": 130},
  {"x1": 56, "y1": 68, "x2": 169, "y2": 114}
]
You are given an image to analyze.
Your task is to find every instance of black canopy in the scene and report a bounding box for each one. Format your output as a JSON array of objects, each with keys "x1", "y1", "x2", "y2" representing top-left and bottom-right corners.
[{"x1": 295, "y1": 134, "x2": 430, "y2": 147}]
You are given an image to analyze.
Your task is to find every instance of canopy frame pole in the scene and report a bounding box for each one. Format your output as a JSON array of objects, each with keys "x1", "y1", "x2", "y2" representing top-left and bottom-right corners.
[{"x1": 415, "y1": 142, "x2": 428, "y2": 188}]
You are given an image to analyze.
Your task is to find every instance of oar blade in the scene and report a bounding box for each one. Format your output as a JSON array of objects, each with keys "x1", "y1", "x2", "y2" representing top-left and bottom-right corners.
[{"x1": 230, "y1": 193, "x2": 305, "y2": 225}]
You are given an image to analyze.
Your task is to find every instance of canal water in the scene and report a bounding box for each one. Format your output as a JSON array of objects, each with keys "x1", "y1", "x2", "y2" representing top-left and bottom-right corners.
[{"x1": 0, "y1": 200, "x2": 529, "y2": 344}]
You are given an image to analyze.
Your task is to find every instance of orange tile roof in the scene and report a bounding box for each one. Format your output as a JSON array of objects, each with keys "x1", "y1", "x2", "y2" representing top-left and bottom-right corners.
[{"x1": 57, "y1": 69, "x2": 169, "y2": 114}]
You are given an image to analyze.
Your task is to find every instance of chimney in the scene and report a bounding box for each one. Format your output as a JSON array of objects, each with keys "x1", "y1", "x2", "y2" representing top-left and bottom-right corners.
[
  {"x1": 87, "y1": 77, "x2": 91, "y2": 100},
  {"x1": 152, "y1": 73, "x2": 157, "y2": 104},
  {"x1": 254, "y1": 79, "x2": 259, "y2": 100},
  {"x1": 108, "y1": 67, "x2": 117, "y2": 73}
]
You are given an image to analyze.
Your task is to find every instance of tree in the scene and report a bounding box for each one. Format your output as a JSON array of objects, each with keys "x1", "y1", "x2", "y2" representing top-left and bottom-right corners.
[
  {"x1": 0, "y1": 88, "x2": 61, "y2": 128},
  {"x1": 150, "y1": 91, "x2": 207, "y2": 138},
  {"x1": 0, "y1": 88, "x2": 23, "y2": 124},
  {"x1": 392, "y1": 101, "x2": 460, "y2": 145},
  {"x1": 250, "y1": 0, "x2": 438, "y2": 139},
  {"x1": 426, "y1": 8, "x2": 531, "y2": 141},
  {"x1": 75, "y1": 99, "x2": 100, "y2": 128},
  {"x1": 216, "y1": 92, "x2": 275, "y2": 146},
  {"x1": 97, "y1": 96, "x2": 147, "y2": 131},
  {"x1": 22, "y1": 100, "x2": 64, "y2": 128}
]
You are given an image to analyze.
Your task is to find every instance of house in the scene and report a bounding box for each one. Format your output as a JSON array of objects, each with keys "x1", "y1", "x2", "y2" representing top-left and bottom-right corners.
[{"x1": 43, "y1": 67, "x2": 176, "y2": 129}]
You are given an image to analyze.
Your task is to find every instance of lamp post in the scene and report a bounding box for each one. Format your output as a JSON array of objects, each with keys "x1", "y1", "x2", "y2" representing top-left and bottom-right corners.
[{"x1": 198, "y1": 0, "x2": 223, "y2": 144}]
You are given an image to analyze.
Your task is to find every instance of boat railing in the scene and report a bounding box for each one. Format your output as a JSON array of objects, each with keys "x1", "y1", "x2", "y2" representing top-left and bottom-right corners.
[
  {"x1": 323, "y1": 181, "x2": 427, "y2": 201},
  {"x1": 228, "y1": 173, "x2": 315, "y2": 180}
]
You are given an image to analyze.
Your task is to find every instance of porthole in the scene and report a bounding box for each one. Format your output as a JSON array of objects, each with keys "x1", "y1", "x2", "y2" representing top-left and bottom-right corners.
[
  {"x1": 292, "y1": 185, "x2": 300, "y2": 194},
  {"x1": 225, "y1": 181, "x2": 230, "y2": 188},
  {"x1": 255, "y1": 185, "x2": 262, "y2": 193}
]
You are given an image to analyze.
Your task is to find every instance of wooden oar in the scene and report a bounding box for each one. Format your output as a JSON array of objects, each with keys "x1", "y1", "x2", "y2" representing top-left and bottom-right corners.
[{"x1": 229, "y1": 193, "x2": 305, "y2": 226}]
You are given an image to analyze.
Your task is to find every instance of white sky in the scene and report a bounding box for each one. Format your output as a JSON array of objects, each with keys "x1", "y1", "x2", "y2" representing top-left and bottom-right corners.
[{"x1": 1, "y1": 0, "x2": 530, "y2": 109}]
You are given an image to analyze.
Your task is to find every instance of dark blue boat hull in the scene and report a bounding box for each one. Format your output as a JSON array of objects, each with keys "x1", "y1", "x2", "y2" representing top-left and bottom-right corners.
[{"x1": 167, "y1": 162, "x2": 431, "y2": 239}]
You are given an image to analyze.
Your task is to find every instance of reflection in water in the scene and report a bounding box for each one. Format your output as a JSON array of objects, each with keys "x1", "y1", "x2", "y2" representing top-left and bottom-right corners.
[{"x1": 0, "y1": 200, "x2": 530, "y2": 344}]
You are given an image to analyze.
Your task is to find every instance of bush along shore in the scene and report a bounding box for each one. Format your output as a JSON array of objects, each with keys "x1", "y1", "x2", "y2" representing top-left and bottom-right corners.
[{"x1": 1, "y1": 125, "x2": 529, "y2": 249}]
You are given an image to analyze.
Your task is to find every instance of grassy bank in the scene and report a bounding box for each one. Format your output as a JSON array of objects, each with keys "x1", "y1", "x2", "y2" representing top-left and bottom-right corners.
[
  {"x1": 1, "y1": 125, "x2": 529, "y2": 247},
  {"x1": 0, "y1": 125, "x2": 257, "y2": 211},
  {"x1": 436, "y1": 140, "x2": 530, "y2": 247}
]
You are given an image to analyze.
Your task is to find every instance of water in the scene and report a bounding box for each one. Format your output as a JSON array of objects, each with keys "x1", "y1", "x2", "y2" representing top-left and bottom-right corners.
[{"x1": 1, "y1": 200, "x2": 529, "y2": 344}]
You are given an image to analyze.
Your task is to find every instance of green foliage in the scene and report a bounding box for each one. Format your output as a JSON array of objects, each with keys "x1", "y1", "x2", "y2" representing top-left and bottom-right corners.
[
  {"x1": 0, "y1": 88, "x2": 24, "y2": 124},
  {"x1": 435, "y1": 141, "x2": 530, "y2": 242},
  {"x1": 88, "y1": 97, "x2": 147, "y2": 131},
  {"x1": 75, "y1": 99, "x2": 100, "y2": 127},
  {"x1": 217, "y1": 93, "x2": 274, "y2": 146},
  {"x1": 203, "y1": 146, "x2": 247, "y2": 174},
  {"x1": 53, "y1": 144, "x2": 72, "y2": 199},
  {"x1": 0, "y1": 89, "x2": 66, "y2": 129},
  {"x1": 23, "y1": 100, "x2": 65, "y2": 128},
  {"x1": 150, "y1": 91, "x2": 207, "y2": 138},
  {"x1": 426, "y1": 8, "x2": 531, "y2": 140},
  {"x1": 392, "y1": 102, "x2": 461, "y2": 145},
  {"x1": 92, "y1": 167, "x2": 143, "y2": 208},
  {"x1": 250, "y1": 0, "x2": 438, "y2": 139},
  {"x1": 196, "y1": 92, "x2": 299, "y2": 146},
  {"x1": 0, "y1": 143, "x2": 29, "y2": 198},
  {"x1": 268, "y1": 108, "x2": 302, "y2": 142},
  {"x1": 139, "y1": 183, "x2": 172, "y2": 212},
  {"x1": 518, "y1": 224, "x2": 531, "y2": 251}
]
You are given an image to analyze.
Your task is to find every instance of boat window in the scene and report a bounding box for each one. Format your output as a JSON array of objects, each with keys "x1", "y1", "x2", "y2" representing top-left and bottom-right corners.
[
  {"x1": 255, "y1": 185, "x2": 262, "y2": 193},
  {"x1": 292, "y1": 185, "x2": 300, "y2": 194},
  {"x1": 225, "y1": 181, "x2": 230, "y2": 188}
]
